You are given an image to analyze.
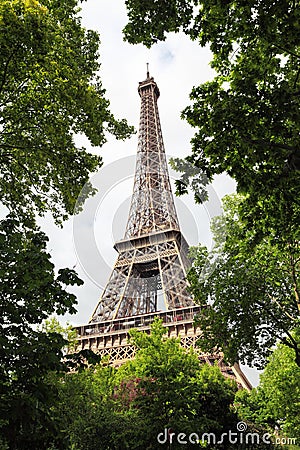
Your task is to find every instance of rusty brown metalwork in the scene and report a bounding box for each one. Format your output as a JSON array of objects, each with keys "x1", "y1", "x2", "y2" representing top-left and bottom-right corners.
[
  {"x1": 75, "y1": 73, "x2": 251, "y2": 390},
  {"x1": 90, "y1": 73, "x2": 195, "y2": 322}
]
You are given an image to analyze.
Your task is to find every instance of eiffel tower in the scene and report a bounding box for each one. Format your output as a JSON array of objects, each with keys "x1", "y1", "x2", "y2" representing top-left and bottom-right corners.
[{"x1": 75, "y1": 70, "x2": 251, "y2": 390}]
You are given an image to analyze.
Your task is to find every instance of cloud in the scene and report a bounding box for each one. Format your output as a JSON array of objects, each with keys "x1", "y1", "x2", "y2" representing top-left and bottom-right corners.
[{"x1": 159, "y1": 47, "x2": 175, "y2": 63}]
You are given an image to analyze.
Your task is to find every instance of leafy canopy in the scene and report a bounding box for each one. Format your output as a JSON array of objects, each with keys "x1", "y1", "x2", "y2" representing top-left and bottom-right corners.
[
  {"x1": 236, "y1": 341, "x2": 300, "y2": 442},
  {"x1": 0, "y1": 0, "x2": 133, "y2": 223},
  {"x1": 0, "y1": 0, "x2": 134, "y2": 447},
  {"x1": 54, "y1": 319, "x2": 239, "y2": 450},
  {"x1": 0, "y1": 217, "x2": 83, "y2": 448},
  {"x1": 123, "y1": 0, "x2": 300, "y2": 236},
  {"x1": 188, "y1": 194, "x2": 300, "y2": 369}
]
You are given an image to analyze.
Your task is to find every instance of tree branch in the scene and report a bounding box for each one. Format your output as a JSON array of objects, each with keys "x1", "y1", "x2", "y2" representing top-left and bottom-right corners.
[
  {"x1": 293, "y1": 66, "x2": 300, "y2": 90},
  {"x1": 273, "y1": 44, "x2": 300, "y2": 59},
  {"x1": 267, "y1": 293, "x2": 297, "y2": 322},
  {"x1": 289, "y1": 252, "x2": 300, "y2": 314},
  {"x1": 0, "y1": 45, "x2": 21, "y2": 96},
  {"x1": 247, "y1": 138, "x2": 296, "y2": 153}
]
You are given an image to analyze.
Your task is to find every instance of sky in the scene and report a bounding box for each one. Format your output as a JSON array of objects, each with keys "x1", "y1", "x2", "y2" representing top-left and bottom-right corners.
[{"x1": 41, "y1": 0, "x2": 259, "y2": 385}]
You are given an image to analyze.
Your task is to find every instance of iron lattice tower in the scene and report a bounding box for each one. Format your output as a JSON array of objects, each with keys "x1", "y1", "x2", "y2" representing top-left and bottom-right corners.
[
  {"x1": 75, "y1": 72, "x2": 251, "y2": 390},
  {"x1": 90, "y1": 73, "x2": 195, "y2": 323}
]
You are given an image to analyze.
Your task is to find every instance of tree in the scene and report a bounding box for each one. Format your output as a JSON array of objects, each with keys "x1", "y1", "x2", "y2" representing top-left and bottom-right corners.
[
  {"x1": 0, "y1": 217, "x2": 83, "y2": 448},
  {"x1": 52, "y1": 320, "x2": 281, "y2": 449},
  {"x1": 112, "y1": 319, "x2": 238, "y2": 449},
  {"x1": 0, "y1": 0, "x2": 133, "y2": 223},
  {"x1": 123, "y1": 0, "x2": 300, "y2": 238},
  {"x1": 236, "y1": 341, "x2": 300, "y2": 443},
  {"x1": 188, "y1": 194, "x2": 300, "y2": 369},
  {"x1": 52, "y1": 320, "x2": 239, "y2": 449},
  {"x1": 52, "y1": 362, "x2": 120, "y2": 450},
  {"x1": 41, "y1": 316, "x2": 78, "y2": 353},
  {"x1": 0, "y1": 0, "x2": 133, "y2": 447}
]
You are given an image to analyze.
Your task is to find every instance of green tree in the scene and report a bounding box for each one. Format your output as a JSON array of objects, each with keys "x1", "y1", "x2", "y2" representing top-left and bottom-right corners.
[
  {"x1": 0, "y1": 0, "x2": 133, "y2": 223},
  {"x1": 52, "y1": 363, "x2": 118, "y2": 450},
  {"x1": 188, "y1": 194, "x2": 300, "y2": 369},
  {"x1": 0, "y1": 0, "x2": 133, "y2": 447},
  {"x1": 112, "y1": 319, "x2": 238, "y2": 449},
  {"x1": 41, "y1": 316, "x2": 78, "y2": 353},
  {"x1": 0, "y1": 217, "x2": 83, "y2": 448},
  {"x1": 123, "y1": 0, "x2": 300, "y2": 238},
  {"x1": 236, "y1": 341, "x2": 300, "y2": 443},
  {"x1": 53, "y1": 320, "x2": 239, "y2": 449}
]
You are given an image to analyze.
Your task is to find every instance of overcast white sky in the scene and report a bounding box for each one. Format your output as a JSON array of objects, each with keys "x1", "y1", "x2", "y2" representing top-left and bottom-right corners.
[{"x1": 41, "y1": 0, "x2": 259, "y2": 385}]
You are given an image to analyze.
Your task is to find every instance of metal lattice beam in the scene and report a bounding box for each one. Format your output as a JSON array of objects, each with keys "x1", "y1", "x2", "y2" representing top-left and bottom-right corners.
[
  {"x1": 74, "y1": 72, "x2": 252, "y2": 391},
  {"x1": 90, "y1": 75, "x2": 194, "y2": 322}
]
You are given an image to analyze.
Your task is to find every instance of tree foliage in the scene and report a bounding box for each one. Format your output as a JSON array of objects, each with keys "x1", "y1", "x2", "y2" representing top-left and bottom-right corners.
[
  {"x1": 188, "y1": 194, "x2": 300, "y2": 369},
  {"x1": 112, "y1": 319, "x2": 238, "y2": 449},
  {"x1": 53, "y1": 320, "x2": 239, "y2": 449},
  {"x1": 0, "y1": 0, "x2": 134, "y2": 447},
  {"x1": 0, "y1": 0, "x2": 133, "y2": 223},
  {"x1": 123, "y1": 0, "x2": 195, "y2": 47},
  {"x1": 236, "y1": 341, "x2": 300, "y2": 443},
  {"x1": 124, "y1": 0, "x2": 300, "y2": 237},
  {"x1": 0, "y1": 217, "x2": 83, "y2": 448}
]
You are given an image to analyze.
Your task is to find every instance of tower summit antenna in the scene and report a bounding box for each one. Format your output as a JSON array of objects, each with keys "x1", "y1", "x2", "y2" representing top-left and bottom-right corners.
[{"x1": 146, "y1": 62, "x2": 150, "y2": 78}]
